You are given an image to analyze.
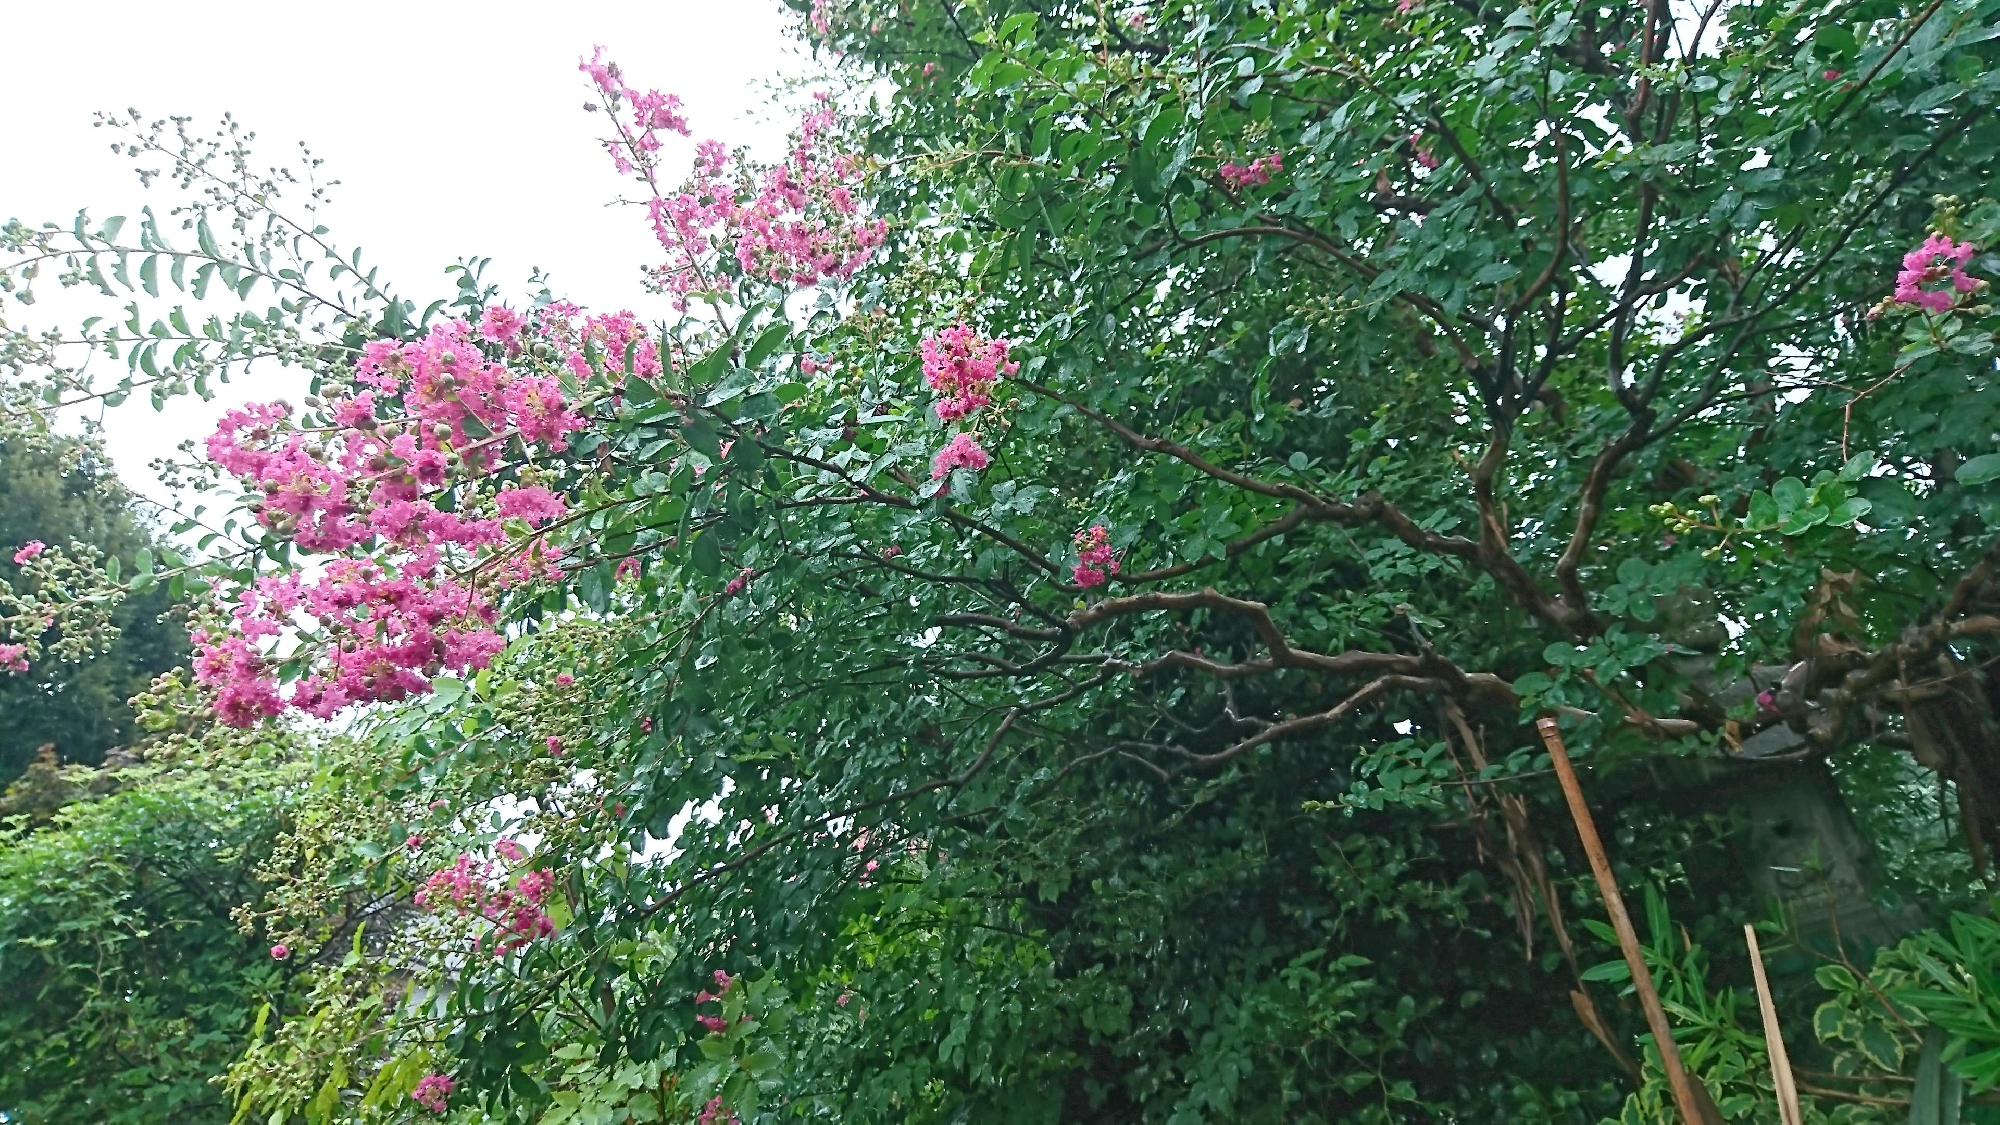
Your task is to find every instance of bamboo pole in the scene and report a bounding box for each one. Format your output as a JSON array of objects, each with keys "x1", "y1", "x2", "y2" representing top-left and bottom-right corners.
[
  {"x1": 1745, "y1": 925, "x2": 1803, "y2": 1125},
  {"x1": 1535, "y1": 717, "x2": 1705, "y2": 1125}
]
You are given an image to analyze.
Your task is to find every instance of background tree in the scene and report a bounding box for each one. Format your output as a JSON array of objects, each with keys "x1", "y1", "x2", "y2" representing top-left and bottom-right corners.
[{"x1": 0, "y1": 378, "x2": 187, "y2": 783}]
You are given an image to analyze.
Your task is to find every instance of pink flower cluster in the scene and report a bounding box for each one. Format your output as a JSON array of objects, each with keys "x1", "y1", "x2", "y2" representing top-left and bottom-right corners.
[
  {"x1": 191, "y1": 304, "x2": 644, "y2": 725},
  {"x1": 0, "y1": 644, "x2": 26, "y2": 674},
  {"x1": 412, "y1": 1073, "x2": 454, "y2": 1114},
  {"x1": 699, "y1": 1096, "x2": 740, "y2": 1125},
  {"x1": 930, "y1": 431, "x2": 991, "y2": 480},
  {"x1": 584, "y1": 54, "x2": 887, "y2": 310},
  {"x1": 1219, "y1": 152, "x2": 1284, "y2": 189},
  {"x1": 695, "y1": 969, "x2": 737, "y2": 1033},
  {"x1": 194, "y1": 557, "x2": 507, "y2": 726},
  {"x1": 1071, "y1": 525, "x2": 1119, "y2": 588},
  {"x1": 1410, "y1": 132, "x2": 1441, "y2": 170},
  {"x1": 414, "y1": 852, "x2": 557, "y2": 955},
  {"x1": 916, "y1": 324, "x2": 1011, "y2": 480},
  {"x1": 12, "y1": 541, "x2": 44, "y2": 565},
  {"x1": 1893, "y1": 234, "x2": 1982, "y2": 313},
  {"x1": 580, "y1": 47, "x2": 691, "y2": 177},
  {"x1": 921, "y1": 323, "x2": 1017, "y2": 422}
]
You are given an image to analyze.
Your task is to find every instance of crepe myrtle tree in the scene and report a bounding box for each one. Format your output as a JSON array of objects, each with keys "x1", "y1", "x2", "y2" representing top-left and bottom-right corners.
[{"x1": 11, "y1": 0, "x2": 2000, "y2": 1118}]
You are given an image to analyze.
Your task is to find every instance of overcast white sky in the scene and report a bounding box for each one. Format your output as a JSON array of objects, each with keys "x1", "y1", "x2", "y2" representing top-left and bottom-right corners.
[{"x1": 2, "y1": 0, "x2": 806, "y2": 509}]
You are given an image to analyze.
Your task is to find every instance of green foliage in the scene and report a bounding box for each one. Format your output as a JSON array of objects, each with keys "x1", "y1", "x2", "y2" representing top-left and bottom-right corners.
[{"x1": 0, "y1": 738, "x2": 306, "y2": 1123}]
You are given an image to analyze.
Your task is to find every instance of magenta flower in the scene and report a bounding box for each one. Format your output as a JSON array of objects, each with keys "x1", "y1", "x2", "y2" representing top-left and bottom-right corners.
[
  {"x1": 496, "y1": 485, "x2": 568, "y2": 524},
  {"x1": 921, "y1": 324, "x2": 1016, "y2": 421},
  {"x1": 12, "y1": 540, "x2": 45, "y2": 565},
  {"x1": 0, "y1": 644, "x2": 27, "y2": 674},
  {"x1": 412, "y1": 1073, "x2": 454, "y2": 1114},
  {"x1": 1893, "y1": 233, "x2": 1982, "y2": 313},
  {"x1": 723, "y1": 567, "x2": 755, "y2": 596},
  {"x1": 1410, "y1": 132, "x2": 1441, "y2": 170},
  {"x1": 1071, "y1": 525, "x2": 1120, "y2": 588},
  {"x1": 479, "y1": 305, "x2": 525, "y2": 345},
  {"x1": 930, "y1": 432, "x2": 991, "y2": 479},
  {"x1": 1219, "y1": 152, "x2": 1285, "y2": 189},
  {"x1": 555, "y1": 672, "x2": 574, "y2": 686},
  {"x1": 270, "y1": 943, "x2": 289, "y2": 960}
]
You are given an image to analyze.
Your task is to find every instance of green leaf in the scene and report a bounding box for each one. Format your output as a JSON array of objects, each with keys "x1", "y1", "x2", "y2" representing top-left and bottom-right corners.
[
  {"x1": 684, "y1": 419, "x2": 723, "y2": 459},
  {"x1": 1827, "y1": 497, "x2": 1872, "y2": 527},
  {"x1": 1747, "y1": 491, "x2": 1779, "y2": 528},
  {"x1": 743, "y1": 322, "x2": 790, "y2": 369},
  {"x1": 1856, "y1": 1022, "x2": 1904, "y2": 1071},
  {"x1": 1780, "y1": 505, "x2": 1830, "y2": 535},
  {"x1": 691, "y1": 533, "x2": 723, "y2": 576},
  {"x1": 1771, "y1": 477, "x2": 1808, "y2": 515},
  {"x1": 1958, "y1": 454, "x2": 2000, "y2": 487}
]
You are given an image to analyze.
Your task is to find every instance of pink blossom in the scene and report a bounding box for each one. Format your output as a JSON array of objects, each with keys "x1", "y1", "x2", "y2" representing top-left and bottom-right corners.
[
  {"x1": 1410, "y1": 133, "x2": 1440, "y2": 170},
  {"x1": 406, "y1": 835, "x2": 425, "y2": 850},
  {"x1": 837, "y1": 992, "x2": 852, "y2": 1007},
  {"x1": 1823, "y1": 69, "x2": 1843, "y2": 80},
  {"x1": 0, "y1": 644, "x2": 27, "y2": 674},
  {"x1": 699, "y1": 1095, "x2": 739, "y2": 1125},
  {"x1": 1071, "y1": 524, "x2": 1119, "y2": 588},
  {"x1": 640, "y1": 716, "x2": 654, "y2": 733},
  {"x1": 480, "y1": 305, "x2": 526, "y2": 344},
  {"x1": 497, "y1": 486, "x2": 568, "y2": 524},
  {"x1": 555, "y1": 672, "x2": 574, "y2": 686},
  {"x1": 412, "y1": 1074, "x2": 455, "y2": 1114},
  {"x1": 800, "y1": 356, "x2": 823, "y2": 374},
  {"x1": 724, "y1": 567, "x2": 755, "y2": 596},
  {"x1": 12, "y1": 540, "x2": 45, "y2": 565},
  {"x1": 920, "y1": 324, "x2": 1016, "y2": 421},
  {"x1": 930, "y1": 432, "x2": 991, "y2": 479},
  {"x1": 1893, "y1": 233, "x2": 1982, "y2": 313},
  {"x1": 270, "y1": 943, "x2": 289, "y2": 960},
  {"x1": 415, "y1": 853, "x2": 556, "y2": 954},
  {"x1": 713, "y1": 969, "x2": 734, "y2": 991},
  {"x1": 698, "y1": 1014, "x2": 729, "y2": 1033},
  {"x1": 547, "y1": 736, "x2": 564, "y2": 756},
  {"x1": 585, "y1": 55, "x2": 885, "y2": 310},
  {"x1": 1219, "y1": 152, "x2": 1285, "y2": 190},
  {"x1": 496, "y1": 837, "x2": 526, "y2": 863}
]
